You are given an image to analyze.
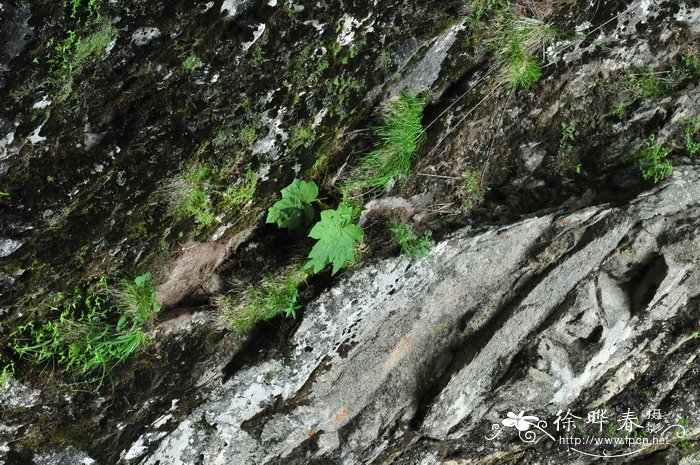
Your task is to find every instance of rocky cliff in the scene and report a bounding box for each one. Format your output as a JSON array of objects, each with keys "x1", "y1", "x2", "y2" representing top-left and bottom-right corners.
[{"x1": 0, "y1": 0, "x2": 699, "y2": 464}]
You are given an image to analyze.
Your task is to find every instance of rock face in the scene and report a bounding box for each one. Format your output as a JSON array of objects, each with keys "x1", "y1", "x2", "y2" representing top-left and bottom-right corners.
[
  {"x1": 1, "y1": 0, "x2": 699, "y2": 463},
  {"x1": 122, "y1": 166, "x2": 700, "y2": 464}
]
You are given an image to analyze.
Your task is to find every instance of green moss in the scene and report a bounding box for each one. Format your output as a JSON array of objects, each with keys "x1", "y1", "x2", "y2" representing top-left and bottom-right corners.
[
  {"x1": 250, "y1": 45, "x2": 264, "y2": 68},
  {"x1": 48, "y1": 23, "x2": 117, "y2": 73},
  {"x1": 0, "y1": 361, "x2": 15, "y2": 387},
  {"x1": 239, "y1": 125, "x2": 258, "y2": 148},
  {"x1": 220, "y1": 167, "x2": 258, "y2": 211},
  {"x1": 307, "y1": 146, "x2": 333, "y2": 180},
  {"x1": 72, "y1": 24, "x2": 117, "y2": 70},
  {"x1": 289, "y1": 123, "x2": 315, "y2": 151}
]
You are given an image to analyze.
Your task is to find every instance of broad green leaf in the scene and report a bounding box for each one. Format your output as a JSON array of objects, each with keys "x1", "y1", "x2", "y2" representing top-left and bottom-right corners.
[
  {"x1": 266, "y1": 179, "x2": 318, "y2": 231},
  {"x1": 134, "y1": 272, "x2": 151, "y2": 287},
  {"x1": 305, "y1": 202, "x2": 364, "y2": 275}
]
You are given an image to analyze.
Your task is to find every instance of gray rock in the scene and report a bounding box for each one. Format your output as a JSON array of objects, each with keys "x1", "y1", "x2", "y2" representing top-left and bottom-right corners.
[{"x1": 128, "y1": 166, "x2": 700, "y2": 464}]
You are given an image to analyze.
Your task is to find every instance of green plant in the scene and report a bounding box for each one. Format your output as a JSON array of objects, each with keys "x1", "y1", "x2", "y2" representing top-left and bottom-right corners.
[
  {"x1": 344, "y1": 93, "x2": 426, "y2": 194},
  {"x1": 628, "y1": 135, "x2": 673, "y2": 183},
  {"x1": 0, "y1": 361, "x2": 15, "y2": 387},
  {"x1": 305, "y1": 201, "x2": 364, "y2": 274},
  {"x1": 0, "y1": 192, "x2": 9, "y2": 197},
  {"x1": 559, "y1": 122, "x2": 576, "y2": 154},
  {"x1": 626, "y1": 67, "x2": 672, "y2": 98},
  {"x1": 678, "y1": 418, "x2": 693, "y2": 451},
  {"x1": 221, "y1": 268, "x2": 309, "y2": 332},
  {"x1": 683, "y1": 117, "x2": 700, "y2": 156},
  {"x1": 613, "y1": 103, "x2": 627, "y2": 116},
  {"x1": 183, "y1": 53, "x2": 204, "y2": 72},
  {"x1": 65, "y1": 0, "x2": 99, "y2": 19},
  {"x1": 250, "y1": 45, "x2": 264, "y2": 67},
  {"x1": 266, "y1": 179, "x2": 319, "y2": 231},
  {"x1": 221, "y1": 167, "x2": 258, "y2": 210},
  {"x1": 488, "y1": 13, "x2": 556, "y2": 89},
  {"x1": 46, "y1": 22, "x2": 116, "y2": 73},
  {"x1": 72, "y1": 24, "x2": 117, "y2": 69},
  {"x1": 289, "y1": 124, "x2": 315, "y2": 151},
  {"x1": 459, "y1": 170, "x2": 485, "y2": 209},
  {"x1": 508, "y1": 55, "x2": 542, "y2": 88},
  {"x1": 239, "y1": 125, "x2": 258, "y2": 148},
  {"x1": 465, "y1": 0, "x2": 511, "y2": 27},
  {"x1": 173, "y1": 165, "x2": 215, "y2": 231},
  {"x1": 12, "y1": 274, "x2": 160, "y2": 391},
  {"x1": 47, "y1": 31, "x2": 78, "y2": 71},
  {"x1": 681, "y1": 49, "x2": 700, "y2": 76},
  {"x1": 115, "y1": 273, "x2": 162, "y2": 326},
  {"x1": 388, "y1": 222, "x2": 435, "y2": 261}
]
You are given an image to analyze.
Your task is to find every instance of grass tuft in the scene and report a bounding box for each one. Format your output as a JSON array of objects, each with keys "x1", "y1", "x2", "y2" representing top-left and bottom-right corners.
[
  {"x1": 388, "y1": 222, "x2": 435, "y2": 261},
  {"x1": 459, "y1": 170, "x2": 486, "y2": 209},
  {"x1": 487, "y1": 13, "x2": 557, "y2": 89},
  {"x1": 344, "y1": 93, "x2": 426, "y2": 195},
  {"x1": 220, "y1": 268, "x2": 309, "y2": 332},
  {"x1": 171, "y1": 164, "x2": 215, "y2": 231}
]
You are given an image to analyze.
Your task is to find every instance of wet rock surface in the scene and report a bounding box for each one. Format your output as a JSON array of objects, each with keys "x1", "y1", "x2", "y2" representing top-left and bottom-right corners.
[{"x1": 0, "y1": 0, "x2": 698, "y2": 463}]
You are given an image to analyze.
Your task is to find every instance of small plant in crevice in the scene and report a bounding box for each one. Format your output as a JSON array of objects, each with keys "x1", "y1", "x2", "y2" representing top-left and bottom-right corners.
[
  {"x1": 219, "y1": 268, "x2": 309, "y2": 332},
  {"x1": 11, "y1": 273, "x2": 160, "y2": 391},
  {"x1": 627, "y1": 135, "x2": 673, "y2": 184},
  {"x1": 65, "y1": 0, "x2": 99, "y2": 19},
  {"x1": 183, "y1": 53, "x2": 204, "y2": 72},
  {"x1": 459, "y1": 170, "x2": 486, "y2": 210},
  {"x1": 465, "y1": 0, "x2": 512, "y2": 27},
  {"x1": 343, "y1": 93, "x2": 426, "y2": 195},
  {"x1": 681, "y1": 47, "x2": 700, "y2": 77},
  {"x1": 170, "y1": 164, "x2": 215, "y2": 232},
  {"x1": 0, "y1": 361, "x2": 15, "y2": 387},
  {"x1": 611, "y1": 66, "x2": 679, "y2": 116},
  {"x1": 625, "y1": 66, "x2": 674, "y2": 99},
  {"x1": 305, "y1": 201, "x2": 364, "y2": 275},
  {"x1": 682, "y1": 117, "x2": 700, "y2": 156},
  {"x1": 487, "y1": 13, "x2": 558, "y2": 89},
  {"x1": 267, "y1": 180, "x2": 364, "y2": 275},
  {"x1": 288, "y1": 123, "x2": 316, "y2": 151},
  {"x1": 552, "y1": 122, "x2": 578, "y2": 174},
  {"x1": 559, "y1": 122, "x2": 576, "y2": 154},
  {"x1": 46, "y1": 7, "x2": 114, "y2": 73},
  {"x1": 388, "y1": 222, "x2": 435, "y2": 261},
  {"x1": 266, "y1": 179, "x2": 319, "y2": 231}
]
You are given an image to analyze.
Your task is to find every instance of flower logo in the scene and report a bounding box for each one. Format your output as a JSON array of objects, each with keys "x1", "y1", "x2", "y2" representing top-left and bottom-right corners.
[{"x1": 502, "y1": 411, "x2": 540, "y2": 431}]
